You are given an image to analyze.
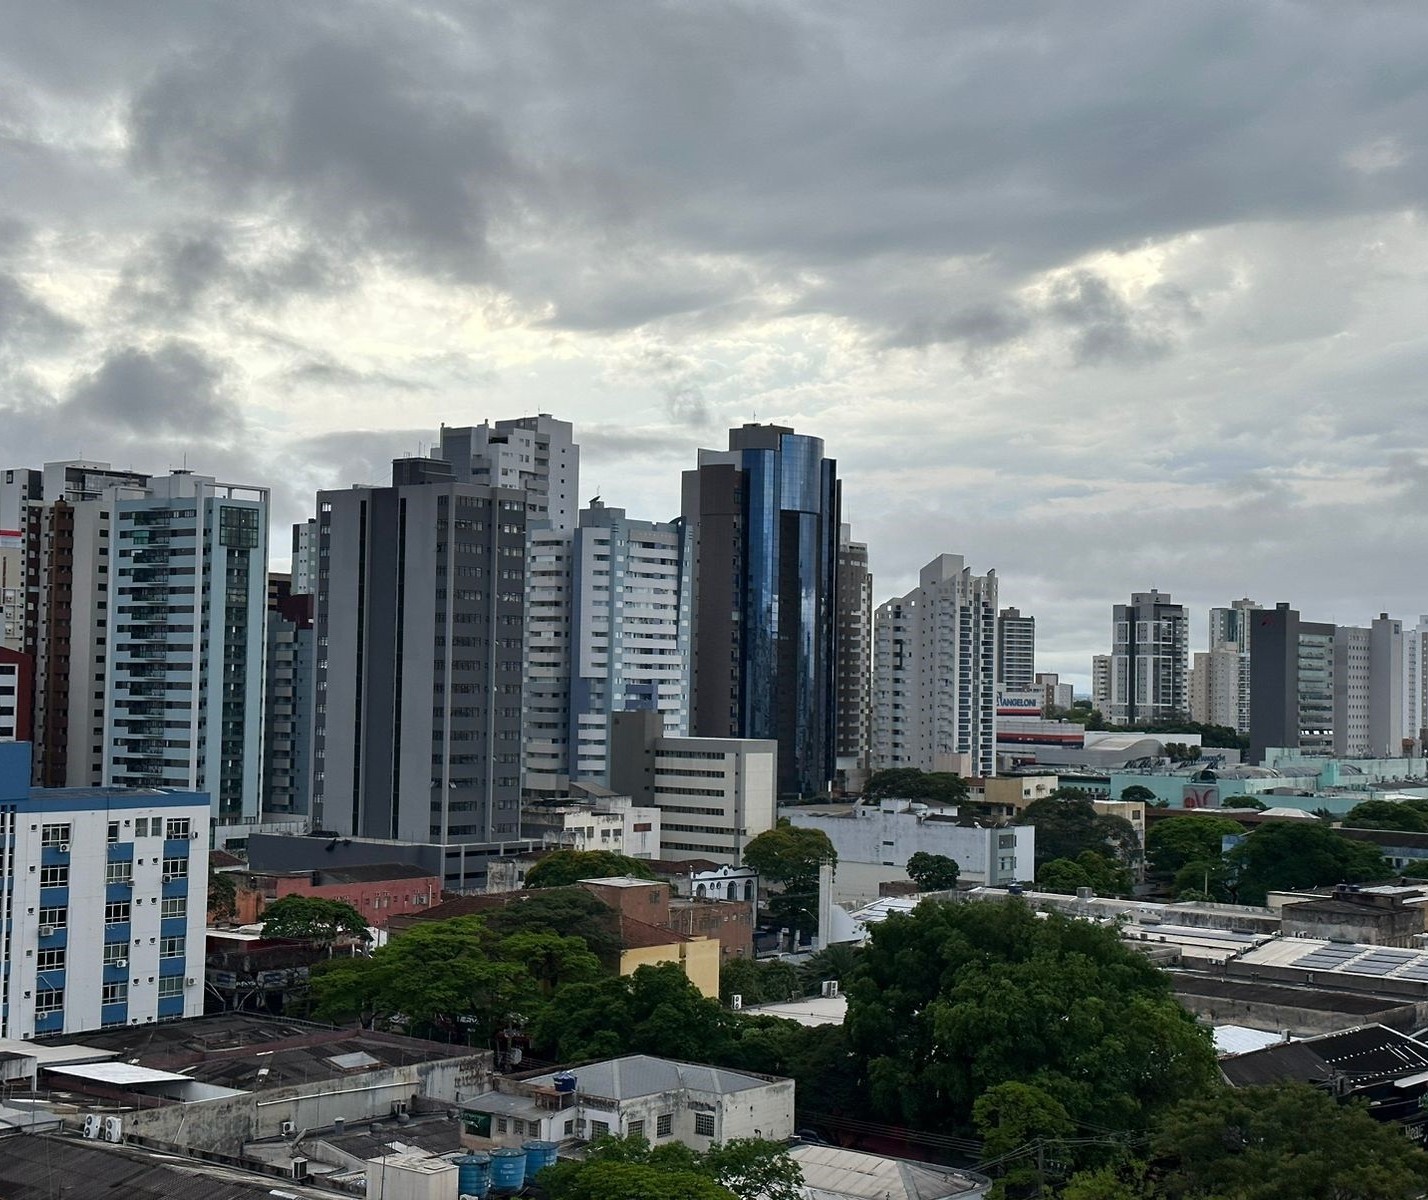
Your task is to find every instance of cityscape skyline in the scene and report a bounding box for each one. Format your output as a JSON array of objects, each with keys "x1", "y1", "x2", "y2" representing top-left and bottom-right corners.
[{"x1": 4, "y1": 5, "x2": 1428, "y2": 689}]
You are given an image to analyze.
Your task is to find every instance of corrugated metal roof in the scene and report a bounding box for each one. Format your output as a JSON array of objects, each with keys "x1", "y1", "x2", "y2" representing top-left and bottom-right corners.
[
  {"x1": 46, "y1": 1062, "x2": 195, "y2": 1086},
  {"x1": 522, "y1": 1055, "x2": 778, "y2": 1100}
]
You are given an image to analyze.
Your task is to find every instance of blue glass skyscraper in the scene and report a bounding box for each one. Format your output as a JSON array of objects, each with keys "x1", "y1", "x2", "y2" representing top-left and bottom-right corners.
[{"x1": 682, "y1": 424, "x2": 841, "y2": 797}]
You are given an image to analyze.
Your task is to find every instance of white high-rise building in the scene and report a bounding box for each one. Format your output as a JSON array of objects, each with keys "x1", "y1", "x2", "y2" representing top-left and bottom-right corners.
[
  {"x1": 523, "y1": 500, "x2": 692, "y2": 792},
  {"x1": 1206, "y1": 598, "x2": 1259, "y2": 734},
  {"x1": 1190, "y1": 649, "x2": 1242, "y2": 730},
  {"x1": 996, "y1": 607, "x2": 1035, "y2": 689},
  {"x1": 1403, "y1": 616, "x2": 1428, "y2": 748},
  {"x1": 105, "y1": 472, "x2": 269, "y2": 826},
  {"x1": 872, "y1": 554, "x2": 998, "y2": 778},
  {"x1": 439, "y1": 414, "x2": 579, "y2": 534}
]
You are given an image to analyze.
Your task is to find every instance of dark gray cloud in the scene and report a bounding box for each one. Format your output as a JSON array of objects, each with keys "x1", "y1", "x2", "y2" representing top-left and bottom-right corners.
[
  {"x1": 66, "y1": 342, "x2": 240, "y2": 439},
  {"x1": 0, "y1": 274, "x2": 79, "y2": 354}
]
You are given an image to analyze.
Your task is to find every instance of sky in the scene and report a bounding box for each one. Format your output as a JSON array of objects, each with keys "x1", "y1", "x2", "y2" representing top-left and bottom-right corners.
[{"x1": 3, "y1": 1, "x2": 1428, "y2": 688}]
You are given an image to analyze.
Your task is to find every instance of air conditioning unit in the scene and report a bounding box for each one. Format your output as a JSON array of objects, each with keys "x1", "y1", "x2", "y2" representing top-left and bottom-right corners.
[
  {"x1": 83, "y1": 1115, "x2": 102, "y2": 1140},
  {"x1": 162, "y1": 875, "x2": 172, "y2": 883},
  {"x1": 103, "y1": 1116, "x2": 123, "y2": 1143},
  {"x1": 821, "y1": 980, "x2": 840, "y2": 999},
  {"x1": 58, "y1": 843, "x2": 70, "y2": 853},
  {"x1": 292, "y1": 1158, "x2": 309, "y2": 1181},
  {"x1": 115, "y1": 959, "x2": 128, "y2": 969},
  {"x1": 38, "y1": 925, "x2": 55, "y2": 938},
  {"x1": 731, "y1": 994, "x2": 743, "y2": 1011},
  {"x1": 281, "y1": 1120, "x2": 296, "y2": 1136},
  {"x1": 185, "y1": 977, "x2": 197, "y2": 987}
]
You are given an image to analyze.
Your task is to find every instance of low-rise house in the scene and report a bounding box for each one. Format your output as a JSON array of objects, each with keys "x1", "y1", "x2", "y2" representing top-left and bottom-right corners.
[
  {"x1": 462, "y1": 1055, "x2": 794, "y2": 1149},
  {"x1": 229, "y1": 863, "x2": 440, "y2": 929}
]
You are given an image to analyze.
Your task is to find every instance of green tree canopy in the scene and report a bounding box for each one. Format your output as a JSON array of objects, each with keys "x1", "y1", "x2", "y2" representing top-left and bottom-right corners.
[
  {"x1": 1229, "y1": 821, "x2": 1392, "y2": 904},
  {"x1": 906, "y1": 851, "x2": 961, "y2": 891},
  {"x1": 541, "y1": 1135, "x2": 800, "y2": 1200},
  {"x1": 1220, "y1": 793, "x2": 1267, "y2": 810},
  {"x1": 1144, "y1": 814, "x2": 1243, "y2": 877},
  {"x1": 1119, "y1": 785, "x2": 1157, "y2": 802},
  {"x1": 844, "y1": 898, "x2": 1217, "y2": 1134},
  {"x1": 485, "y1": 887, "x2": 624, "y2": 961},
  {"x1": 1343, "y1": 798, "x2": 1428, "y2": 833},
  {"x1": 743, "y1": 825, "x2": 837, "y2": 935},
  {"x1": 1146, "y1": 1082, "x2": 1428, "y2": 1200},
  {"x1": 208, "y1": 868, "x2": 237, "y2": 921},
  {"x1": 524, "y1": 850, "x2": 657, "y2": 889},
  {"x1": 863, "y1": 769, "x2": 970, "y2": 805},
  {"x1": 1020, "y1": 797, "x2": 1140, "y2": 866},
  {"x1": 719, "y1": 956, "x2": 801, "y2": 1007},
  {"x1": 260, "y1": 895, "x2": 370, "y2": 945}
]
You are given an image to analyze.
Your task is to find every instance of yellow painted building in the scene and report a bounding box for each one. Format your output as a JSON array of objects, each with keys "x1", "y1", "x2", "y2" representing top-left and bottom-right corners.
[{"x1": 619, "y1": 934, "x2": 721, "y2": 998}]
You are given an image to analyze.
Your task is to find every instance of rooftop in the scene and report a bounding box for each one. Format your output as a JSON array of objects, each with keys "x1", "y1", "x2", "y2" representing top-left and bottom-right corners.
[
  {"x1": 1221, "y1": 1024, "x2": 1428, "y2": 1089},
  {"x1": 788, "y1": 1143, "x2": 987, "y2": 1200},
  {"x1": 520, "y1": 1055, "x2": 783, "y2": 1101},
  {"x1": 36, "y1": 1014, "x2": 477, "y2": 1094}
]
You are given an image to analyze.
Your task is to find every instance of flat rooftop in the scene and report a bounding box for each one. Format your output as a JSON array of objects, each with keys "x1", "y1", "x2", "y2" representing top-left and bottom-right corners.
[
  {"x1": 1171, "y1": 972, "x2": 1405, "y2": 1015},
  {"x1": 36, "y1": 1014, "x2": 478, "y2": 1094}
]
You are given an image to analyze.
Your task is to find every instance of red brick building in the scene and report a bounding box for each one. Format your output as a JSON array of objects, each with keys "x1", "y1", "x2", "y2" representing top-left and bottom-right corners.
[{"x1": 233, "y1": 863, "x2": 440, "y2": 929}]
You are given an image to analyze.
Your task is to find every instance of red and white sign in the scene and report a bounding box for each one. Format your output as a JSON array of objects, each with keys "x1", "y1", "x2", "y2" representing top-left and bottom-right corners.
[
  {"x1": 0, "y1": 529, "x2": 21, "y2": 550},
  {"x1": 1182, "y1": 784, "x2": 1221, "y2": 810}
]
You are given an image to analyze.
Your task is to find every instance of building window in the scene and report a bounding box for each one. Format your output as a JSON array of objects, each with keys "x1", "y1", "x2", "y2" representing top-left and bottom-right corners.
[
  {"x1": 40, "y1": 865, "x2": 69, "y2": 888},
  {"x1": 564, "y1": 1119, "x2": 575, "y2": 1136},
  {"x1": 656, "y1": 1114, "x2": 672, "y2": 1138},
  {"x1": 107, "y1": 821, "x2": 121, "y2": 844},
  {"x1": 106, "y1": 860, "x2": 133, "y2": 884},
  {"x1": 158, "y1": 976, "x2": 184, "y2": 998},
  {"x1": 165, "y1": 818, "x2": 191, "y2": 840},
  {"x1": 511, "y1": 1119, "x2": 525, "y2": 1136},
  {"x1": 496, "y1": 1118, "x2": 507, "y2": 1134},
  {"x1": 38, "y1": 906, "x2": 66, "y2": 928},
  {"x1": 590, "y1": 1120, "x2": 610, "y2": 1139},
  {"x1": 161, "y1": 896, "x2": 187, "y2": 920},
  {"x1": 35, "y1": 988, "x2": 63, "y2": 1014},
  {"x1": 102, "y1": 981, "x2": 128, "y2": 1005},
  {"x1": 134, "y1": 817, "x2": 149, "y2": 837},
  {"x1": 103, "y1": 943, "x2": 128, "y2": 967},
  {"x1": 160, "y1": 936, "x2": 185, "y2": 959},
  {"x1": 41, "y1": 823, "x2": 72, "y2": 848},
  {"x1": 628, "y1": 1120, "x2": 645, "y2": 1139},
  {"x1": 37, "y1": 948, "x2": 65, "y2": 971},
  {"x1": 694, "y1": 1113, "x2": 715, "y2": 1137},
  {"x1": 162, "y1": 857, "x2": 188, "y2": 879},
  {"x1": 105, "y1": 902, "x2": 131, "y2": 925}
]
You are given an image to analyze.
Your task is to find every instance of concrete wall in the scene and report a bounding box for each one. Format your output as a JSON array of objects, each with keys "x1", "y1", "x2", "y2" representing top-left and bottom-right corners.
[
  {"x1": 620, "y1": 936, "x2": 721, "y2": 998},
  {"x1": 114, "y1": 1052, "x2": 491, "y2": 1156}
]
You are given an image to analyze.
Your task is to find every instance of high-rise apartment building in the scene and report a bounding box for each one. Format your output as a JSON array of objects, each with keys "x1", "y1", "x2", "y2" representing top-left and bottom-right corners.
[
  {"x1": 872, "y1": 554, "x2": 998, "y2": 779},
  {"x1": 1404, "y1": 617, "x2": 1428, "y2": 748},
  {"x1": 1190, "y1": 649, "x2": 1242, "y2": 730},
  {"x1": 523, "y1": 501, "x2": 692, "y2": 793},
  {"x1": 1101, "y1": 590, "x2": 1188, "y2": 724},
  {"x1": 291, "y1": 518, "x2": 319, "y2": 597},
  {"x1": 314, "y1": 457, "x2": 528, "y2": 844},
  {"x1": 1249, "y1": 603, "x2": 1336, "y2": 762},
  {"x1": 682, "y1": 424, "x2": 841, "y2": 798},
  {"x1": 262, "y1": 586, "x2": 315, "y2": 818},
  {"x1": 835, "y1": 526, "x2": 873, "y2": 789},
  {"x1": 439, "y1": 414, "x2": 579, "y2": 534},
  {"x1": 106, "y1": 472, "x2": 269, "y2": 826},
  {"x1": 996, "y1": 607, "x2": 1035, "y2": 689},
  {"x1": 0, "y1": 741, "x2": 209, "y2": 1038},
  {"x1": 1205, "y1": 597, "x2": 1259, "y2": 734}
]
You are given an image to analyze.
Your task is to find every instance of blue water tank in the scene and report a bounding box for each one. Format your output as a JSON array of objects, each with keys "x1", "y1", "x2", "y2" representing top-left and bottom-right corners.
[
  {"x1": 455, "y1": 1152, "x2": 491, "y2": 1198},
  {"x1": 489, "y1": 1147, "x2": 527, "y2": 1192},
  {"x1": 552, "y1": 1071, "x2": 577, "y2": 1094},
  {"x1": 522, "y1": 1140, "x2": 559, "y2": 1176}
]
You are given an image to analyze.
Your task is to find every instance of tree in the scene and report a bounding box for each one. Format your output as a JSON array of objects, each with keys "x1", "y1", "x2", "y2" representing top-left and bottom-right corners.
[
  {"x1": 863, "y1": 768, "x2": 969, "y2": 805},
  {"x1": 485, "y1": 888, "x2": 624, "y2": 961},
  {"x1": 1021, "y1": 797, "x2": 1140, "y2": 868},
  {"x1": 797, "y1": 942, "x2": 861, "y2": 991},
  {"x1": 743, "y1": 826, "x2": 837, "y2": 935},
  {"x1": 1119, "y1": 785, "x2": 1157, "y2": 803},
  {"x1": 1173, "y1": 858, "x2": 1233, "y2": 903},
  {"x1": 1220, "y1": 794, "x2": 1266, "y2": 810},
  {"x1": 1149, "y1": 1082, "x2": 1428, "y2": 1199},
  {"x1": 1229, "y1": 821, "x2": 1392, "y2": 904},
  {"x1": 1036, "y1": 857, "x2": 1094, "y2": 894},
  {"x1": 719, "y1": 956, "x2": 800, "y2": 1006},
  {"x1": 524, "y1": 850, "x2": 656, "y2": 889},
  {"x1": 208, "y1": 868, "x2": 238, "y2": 922},
  {"x1": 1343, "y1": 799, "x2": 1428, "y2": 833},
  {"x1": 906, "y1": 851, "x2": 961, "y2": 891},
  {"x1": 260, "y1": 895, "x2": 370, "y2": 949},
  {"x1": 844, "y1": 898, "x2": 1217, "y2": 1134},
  {"x1": 541, "y1": 1135, "x2": 800, "y2": 1200},
  {"x1": 1144, "y1": 814, "x2": 1242, "y2": 877}
]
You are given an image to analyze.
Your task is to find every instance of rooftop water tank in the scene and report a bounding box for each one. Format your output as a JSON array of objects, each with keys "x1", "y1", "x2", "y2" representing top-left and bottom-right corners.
[
  {"x1": 490, "y1": 1147, "x2": 527, "y2": 1192},
  {"x1": 522, "y1": 1140, "x2": 559, "y2": 1177},
  {"x1": 456, "y1": 1152, "x2": 492, "y2": 1198},
  {"x1": 552, "y1": 1071, "x2": 577, "y2": 1094}
]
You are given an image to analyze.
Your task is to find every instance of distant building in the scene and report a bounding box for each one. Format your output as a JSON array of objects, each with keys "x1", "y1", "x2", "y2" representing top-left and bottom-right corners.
[
  {"x1": 1206, "y1": 598, "x2": 1259, "y2": 734},
  {"x1": 609, "y1": 709, "x2": 777, "y2": 865},
  {"x1": 262, "y1": 590, "x2": 315, "y2": 818},
  {"x1": 996, "y1": 607, "x2": 1035, "y2": 689},
  {"x1": 0, "y1": 646, "x2": 33, "y2": 741},
  {"x1": 1035, "y1": 672, "x2": 1074, "y2": 712},
  {"x1": 1101, "y1": 590, "x2": 1188, "y2": 725},
  {"x1": 439, "y1": 413, "x2": 580, "y2": 534},
  {"x1": 0, "y1": 741, "x2": 209, "y2": 1038},
  {"x1": 835, "y1": 525, "x2": 873, "y2": 791},
  {"x1": 788, "y1": 799, "x2": 1034, "y2": 904},
  {"x1": 231, "y1": 862, "x2": 440, "y2": 930},
  {"x1": 683, "y1": 424, "x2": 841, "y2": 798},
  {"x1": 1250, "y1": 604, "x2": 1336, "y2": 762},
  {"x1": 872, "y1": 554, "x2": 998, "y2": 778}
]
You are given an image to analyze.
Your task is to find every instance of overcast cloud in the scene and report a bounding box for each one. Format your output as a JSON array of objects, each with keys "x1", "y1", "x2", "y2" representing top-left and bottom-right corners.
[{"x1": 3, "y1": 1, "x2": 1428, "y2": 684}]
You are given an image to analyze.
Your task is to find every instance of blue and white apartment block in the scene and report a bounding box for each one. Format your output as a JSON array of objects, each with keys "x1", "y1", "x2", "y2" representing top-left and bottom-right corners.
[{"x1": 0, "y1": 741, "x2": 209, "y2": 1039}]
